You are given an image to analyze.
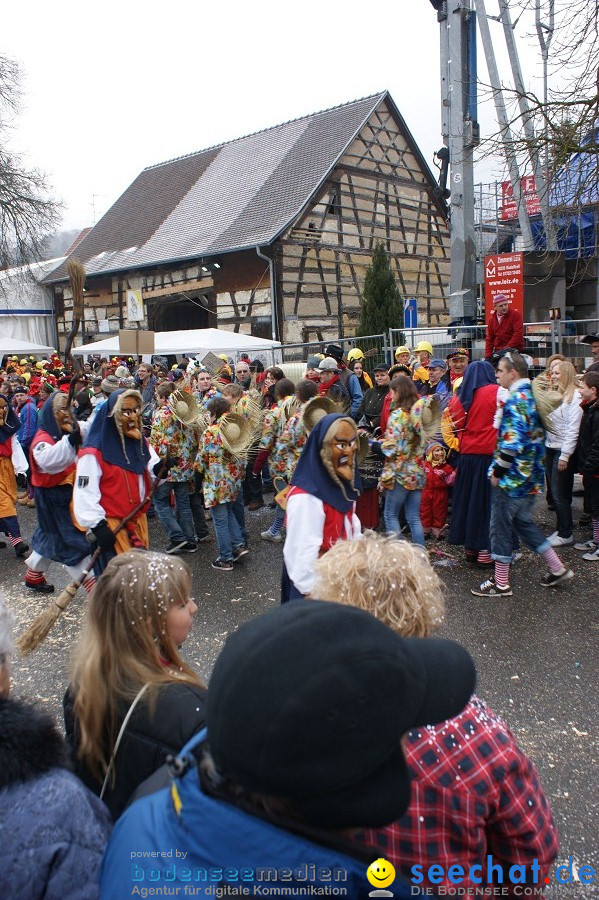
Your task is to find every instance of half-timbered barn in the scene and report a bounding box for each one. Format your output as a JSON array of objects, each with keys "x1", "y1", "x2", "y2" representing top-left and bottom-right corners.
[{"x1": 45, "y1": 91, "x2": 450, "y2": 348}]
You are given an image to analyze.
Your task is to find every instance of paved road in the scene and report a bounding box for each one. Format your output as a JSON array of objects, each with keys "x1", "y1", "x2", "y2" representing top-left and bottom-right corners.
[{"x1": 2, "y1": 496, "x2": 597, "y2": 897}]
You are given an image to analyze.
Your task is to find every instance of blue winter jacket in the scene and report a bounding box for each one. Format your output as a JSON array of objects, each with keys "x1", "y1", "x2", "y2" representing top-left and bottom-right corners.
[
  {"x1": 100, "y1": 731, "x2": 415, "y2": 899},
  {"x1": 0, "y1": 698, "x2": 111, "y2": 900}
]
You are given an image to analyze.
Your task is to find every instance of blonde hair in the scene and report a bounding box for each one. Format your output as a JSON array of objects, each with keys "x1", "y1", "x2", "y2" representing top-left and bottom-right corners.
[
  {"x1": 71, "y1": 551, "x2": 203, "y2": 780},
  {"x1": 313, "y1": 531, "x2": 445, "y2": 638},
  {"x1": 555, "y1": 360, "x2": 578, "y2": 402}
]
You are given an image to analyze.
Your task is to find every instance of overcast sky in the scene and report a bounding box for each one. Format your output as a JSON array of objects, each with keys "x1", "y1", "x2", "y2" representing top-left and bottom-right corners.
[{"x1": 3, "y1": 0, "x2": 547, "y2": 232}]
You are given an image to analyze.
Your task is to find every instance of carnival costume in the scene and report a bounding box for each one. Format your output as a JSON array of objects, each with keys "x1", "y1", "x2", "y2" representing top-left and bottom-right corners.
[
  {"x1": 282, "y1": 413, "x2": 361, "y2": 601},
  {"x1": 420, "y1": 443, "x2": 456, "y2": 537},
  {"x1": 73, "y1": 390, "x2": 159, "y2": 574},
  {"x1": 0, "y1": 395, "x2": 29, "y2": 557},
  {"x1": 25, "y1": 393, "x2": 94, "y2": 594}
]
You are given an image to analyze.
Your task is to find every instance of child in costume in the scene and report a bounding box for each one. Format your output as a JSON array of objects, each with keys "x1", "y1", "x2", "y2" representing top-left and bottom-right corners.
[{"x1": 420, "y1": 442, "x2": 456, "y2": 539}]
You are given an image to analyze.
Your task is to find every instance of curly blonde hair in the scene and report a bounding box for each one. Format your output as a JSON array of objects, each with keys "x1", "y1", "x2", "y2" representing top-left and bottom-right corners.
[{"x1": 313, "y1": 531, "x2": 445, "y2": 637}]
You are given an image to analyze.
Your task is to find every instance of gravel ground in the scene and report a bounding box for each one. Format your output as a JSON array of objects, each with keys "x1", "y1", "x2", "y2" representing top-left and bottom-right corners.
[{"x1": 2, "y1": 494, "x2": 597, "y2": 897}]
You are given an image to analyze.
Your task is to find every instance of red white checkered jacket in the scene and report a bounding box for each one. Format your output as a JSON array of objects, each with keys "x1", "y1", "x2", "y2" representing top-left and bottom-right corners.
[{"x1": 359, "y1": 696, "x2": 559, "y2": 895}]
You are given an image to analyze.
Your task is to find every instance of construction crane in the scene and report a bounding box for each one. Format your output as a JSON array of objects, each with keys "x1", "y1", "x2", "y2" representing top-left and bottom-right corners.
[
  {"x1": 430, "y1": 0, "x2": 480, "y2": 325},
  {"x1": 428, "y1": 0, "x2": 555, "y2": 322}
]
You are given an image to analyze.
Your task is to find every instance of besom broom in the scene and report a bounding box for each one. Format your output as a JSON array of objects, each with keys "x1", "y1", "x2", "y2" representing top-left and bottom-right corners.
[{"x1": 17, "y1": 461, "x2": 167, "y2": 656}]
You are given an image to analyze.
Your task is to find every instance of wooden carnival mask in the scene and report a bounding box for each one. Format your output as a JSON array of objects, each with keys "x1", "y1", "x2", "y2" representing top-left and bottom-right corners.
[
  {"x1": 53, "y1": 393, "x2": 75, "y2": 433},
  {"x1": 118, "y1": 394, "x2": 142, "y2": 441},
  {"x1": 327, "y1": 418, "x2": 358, "y2": 484}
]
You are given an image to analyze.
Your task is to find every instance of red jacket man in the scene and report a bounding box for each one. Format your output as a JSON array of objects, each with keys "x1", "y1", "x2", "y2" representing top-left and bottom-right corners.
[{"x1": 485, "y1": 294, "x2": 524, "y2": 359}]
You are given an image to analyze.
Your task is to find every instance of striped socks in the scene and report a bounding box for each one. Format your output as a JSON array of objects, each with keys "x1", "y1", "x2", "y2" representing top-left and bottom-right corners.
[
  {"x1": 494, "y1": 561, "x2": 510, "y2": 587},
  {"x1": 25, "y1": 568, "x2": 46, "y2": 587},
  {"x1": 541, "y1": 547, "x2": 565, "y2": 575}
]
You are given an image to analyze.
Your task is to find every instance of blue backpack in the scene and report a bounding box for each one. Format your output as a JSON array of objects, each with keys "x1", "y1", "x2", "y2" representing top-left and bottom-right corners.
[{"x1": 100, "y1": 729, "x2": 416, "y2": 898}]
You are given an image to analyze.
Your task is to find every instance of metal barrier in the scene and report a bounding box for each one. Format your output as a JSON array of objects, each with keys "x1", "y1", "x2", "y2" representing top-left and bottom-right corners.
[
  {"x1": 390, "y1": 319, "x2": 599, "y2": 368},
  {"x1": 277, "y1": 333, "x2": 391, "y2": 370},
  {"x1": 260, "y1": 320, "x2": 598, "y2": 377},
  {"x1": 555, "y1": 319, "x2": 599, "y2": 368}
]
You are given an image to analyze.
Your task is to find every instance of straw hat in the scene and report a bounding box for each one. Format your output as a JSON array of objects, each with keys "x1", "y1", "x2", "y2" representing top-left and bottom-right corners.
[
  {"x1": 279, "y1": 394, "x2": 300, "y2": 424},
  {"x1": 412, "y1": 395, "x2": 441, "y2": 440},
  {"x1": 220, "y1": 412, "x2": 254, "y2": 458},
  {"x1": 303, "y1": 396, "x2": 338, "y2": 433},
  {"x1": 170, "y1": 390, "x2": 200, "y2": 426},
  {"x1": 532, "y1": 374, "x2": 562, "y2": 433}
]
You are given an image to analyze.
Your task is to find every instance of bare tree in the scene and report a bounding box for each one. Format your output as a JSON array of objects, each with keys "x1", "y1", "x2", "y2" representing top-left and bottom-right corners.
[
  {"x1": 478, "y1": 1, "x2": 598, "y2": 194},
  {"x1": 0, "y1": 54, "x2": 61, "y2": 269}
]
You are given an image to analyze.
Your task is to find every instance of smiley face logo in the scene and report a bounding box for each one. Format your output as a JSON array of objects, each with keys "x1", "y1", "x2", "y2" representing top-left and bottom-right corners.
[{"x1": 367, "y1": 857, "x2": 396, "y2": 890}]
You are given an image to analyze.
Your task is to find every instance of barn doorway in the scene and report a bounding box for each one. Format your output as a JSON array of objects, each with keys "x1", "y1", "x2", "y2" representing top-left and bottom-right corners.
[{"x1": 147, "y1": 293, "x2": 214, "y2": 331}]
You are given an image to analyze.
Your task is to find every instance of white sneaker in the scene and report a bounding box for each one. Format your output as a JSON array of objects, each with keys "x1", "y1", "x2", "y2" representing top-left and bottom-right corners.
[
  {"x1": 574, "y1": 540, "x2": 596, "y2": 552},
  {"x1": 261, "y1": 530, "x2": 283, "y2": 543},
  {"x1": 582, "y1": 547, "x2": 599, "y2": 561},
  {"x1": 548, "y1": 533, "x2": 573, "y2": 547}
]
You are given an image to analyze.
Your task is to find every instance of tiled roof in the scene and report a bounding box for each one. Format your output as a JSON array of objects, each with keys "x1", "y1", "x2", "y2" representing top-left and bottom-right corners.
[
  {"x1": 45, "y1": 93, "x2": 386, "y2": 283},
  {"x1": 63, "y1": 228, "x2": 93, "y2": 256}
]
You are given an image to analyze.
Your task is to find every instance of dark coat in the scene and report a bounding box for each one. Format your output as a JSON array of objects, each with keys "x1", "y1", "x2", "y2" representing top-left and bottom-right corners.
[
  {"x1": 356, "y1": 384, "x2": 389, "y2": 432},
  {"x1": 0, "y1": 697, "x2": 111, "y2": 900},
  {"x1": 64, "y1": 680, "x2": 207, "y2": 820},
  {"x1": 577, "y1": 398, "x2": 599, "y2": 476}
]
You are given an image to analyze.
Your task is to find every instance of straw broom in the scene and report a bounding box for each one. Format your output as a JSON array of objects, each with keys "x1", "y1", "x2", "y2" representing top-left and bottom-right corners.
[
  {"x1": 17, "y1": 462, "x2": 167, "y2": 656},
  {"x1": 63, "y1": 259, "x2": 86, "y2": 364}
]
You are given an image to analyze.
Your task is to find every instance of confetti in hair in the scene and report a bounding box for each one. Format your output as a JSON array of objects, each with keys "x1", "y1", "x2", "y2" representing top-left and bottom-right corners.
[{"x1": 313, "y1": 531, "x2": 445, "y2": 637}]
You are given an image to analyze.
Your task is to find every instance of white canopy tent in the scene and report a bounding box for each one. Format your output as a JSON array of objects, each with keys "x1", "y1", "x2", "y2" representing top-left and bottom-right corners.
[
  {"x1": 1, "y1": 336, "x2": 55, "y2": 357},
  {"x1": 70, "y1": 328, "x2": 282, "y2": 364}
]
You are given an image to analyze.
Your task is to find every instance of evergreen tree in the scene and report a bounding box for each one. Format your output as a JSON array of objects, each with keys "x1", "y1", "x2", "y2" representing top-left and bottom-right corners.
[{"x1": 357, "y1": 242, "x2": 403, "y2": 335}]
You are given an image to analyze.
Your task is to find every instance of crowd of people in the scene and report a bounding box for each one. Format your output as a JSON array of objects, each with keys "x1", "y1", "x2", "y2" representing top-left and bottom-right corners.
[{"x1": 0, "y1": 324, "x2": 598, "y2": 897}]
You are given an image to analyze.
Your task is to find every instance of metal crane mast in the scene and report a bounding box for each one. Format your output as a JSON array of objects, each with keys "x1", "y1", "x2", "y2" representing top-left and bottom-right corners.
[
  {"x1": 429, "y1": 0, "x2": 555, "y2": 320},
  {"x1": 430, "y1": 0, "x2": 480, "y2": 324}
]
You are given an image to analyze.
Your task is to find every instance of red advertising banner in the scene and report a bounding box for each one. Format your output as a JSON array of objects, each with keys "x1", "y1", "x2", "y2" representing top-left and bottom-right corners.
[
  {"x1": 501, "y1": 176, "x2": 541, "y2": 220},
  {"x1": 484, "y1": 253, "x2": 524, "y2": 324}
]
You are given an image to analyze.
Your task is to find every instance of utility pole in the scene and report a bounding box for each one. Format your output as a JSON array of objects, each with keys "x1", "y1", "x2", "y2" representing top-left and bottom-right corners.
[{"x1": 430, "y1": 0, "x2": 480, "y2": 324}]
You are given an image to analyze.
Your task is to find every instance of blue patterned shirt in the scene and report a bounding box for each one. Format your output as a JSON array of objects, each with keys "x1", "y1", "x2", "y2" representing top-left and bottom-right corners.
[{"x1": 490, "y1": 379, "x2": 545, "y2": 497}]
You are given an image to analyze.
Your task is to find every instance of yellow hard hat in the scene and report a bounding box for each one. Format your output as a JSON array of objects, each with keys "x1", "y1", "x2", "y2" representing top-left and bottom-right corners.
[
  {"x1": 414, "y1": 341, "x2": 433, "y2": 355},
  {"x1": 395, "y1": 345, "x2": 410, "y2": 358},
  {"x1": 218, "y1": 354, "x2": 229, "y2": 363},
  {"x1": 347, "y1": 348, "x2": 364, "y2": 362},
  {"x1": 20, "y1": 359, "x2": 28, "y2": 365}
]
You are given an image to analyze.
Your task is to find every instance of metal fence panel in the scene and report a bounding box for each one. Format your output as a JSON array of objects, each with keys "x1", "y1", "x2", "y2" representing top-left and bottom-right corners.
[
  {"x1": 555, "y1": 318, "x2": 599, "y2": 367},
  {"x1": 277, "y1": 333, "x2": 391, "y2": 370},
  {"x1": 268, "y1": 320, "x2": 598, "y2": 379}
]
